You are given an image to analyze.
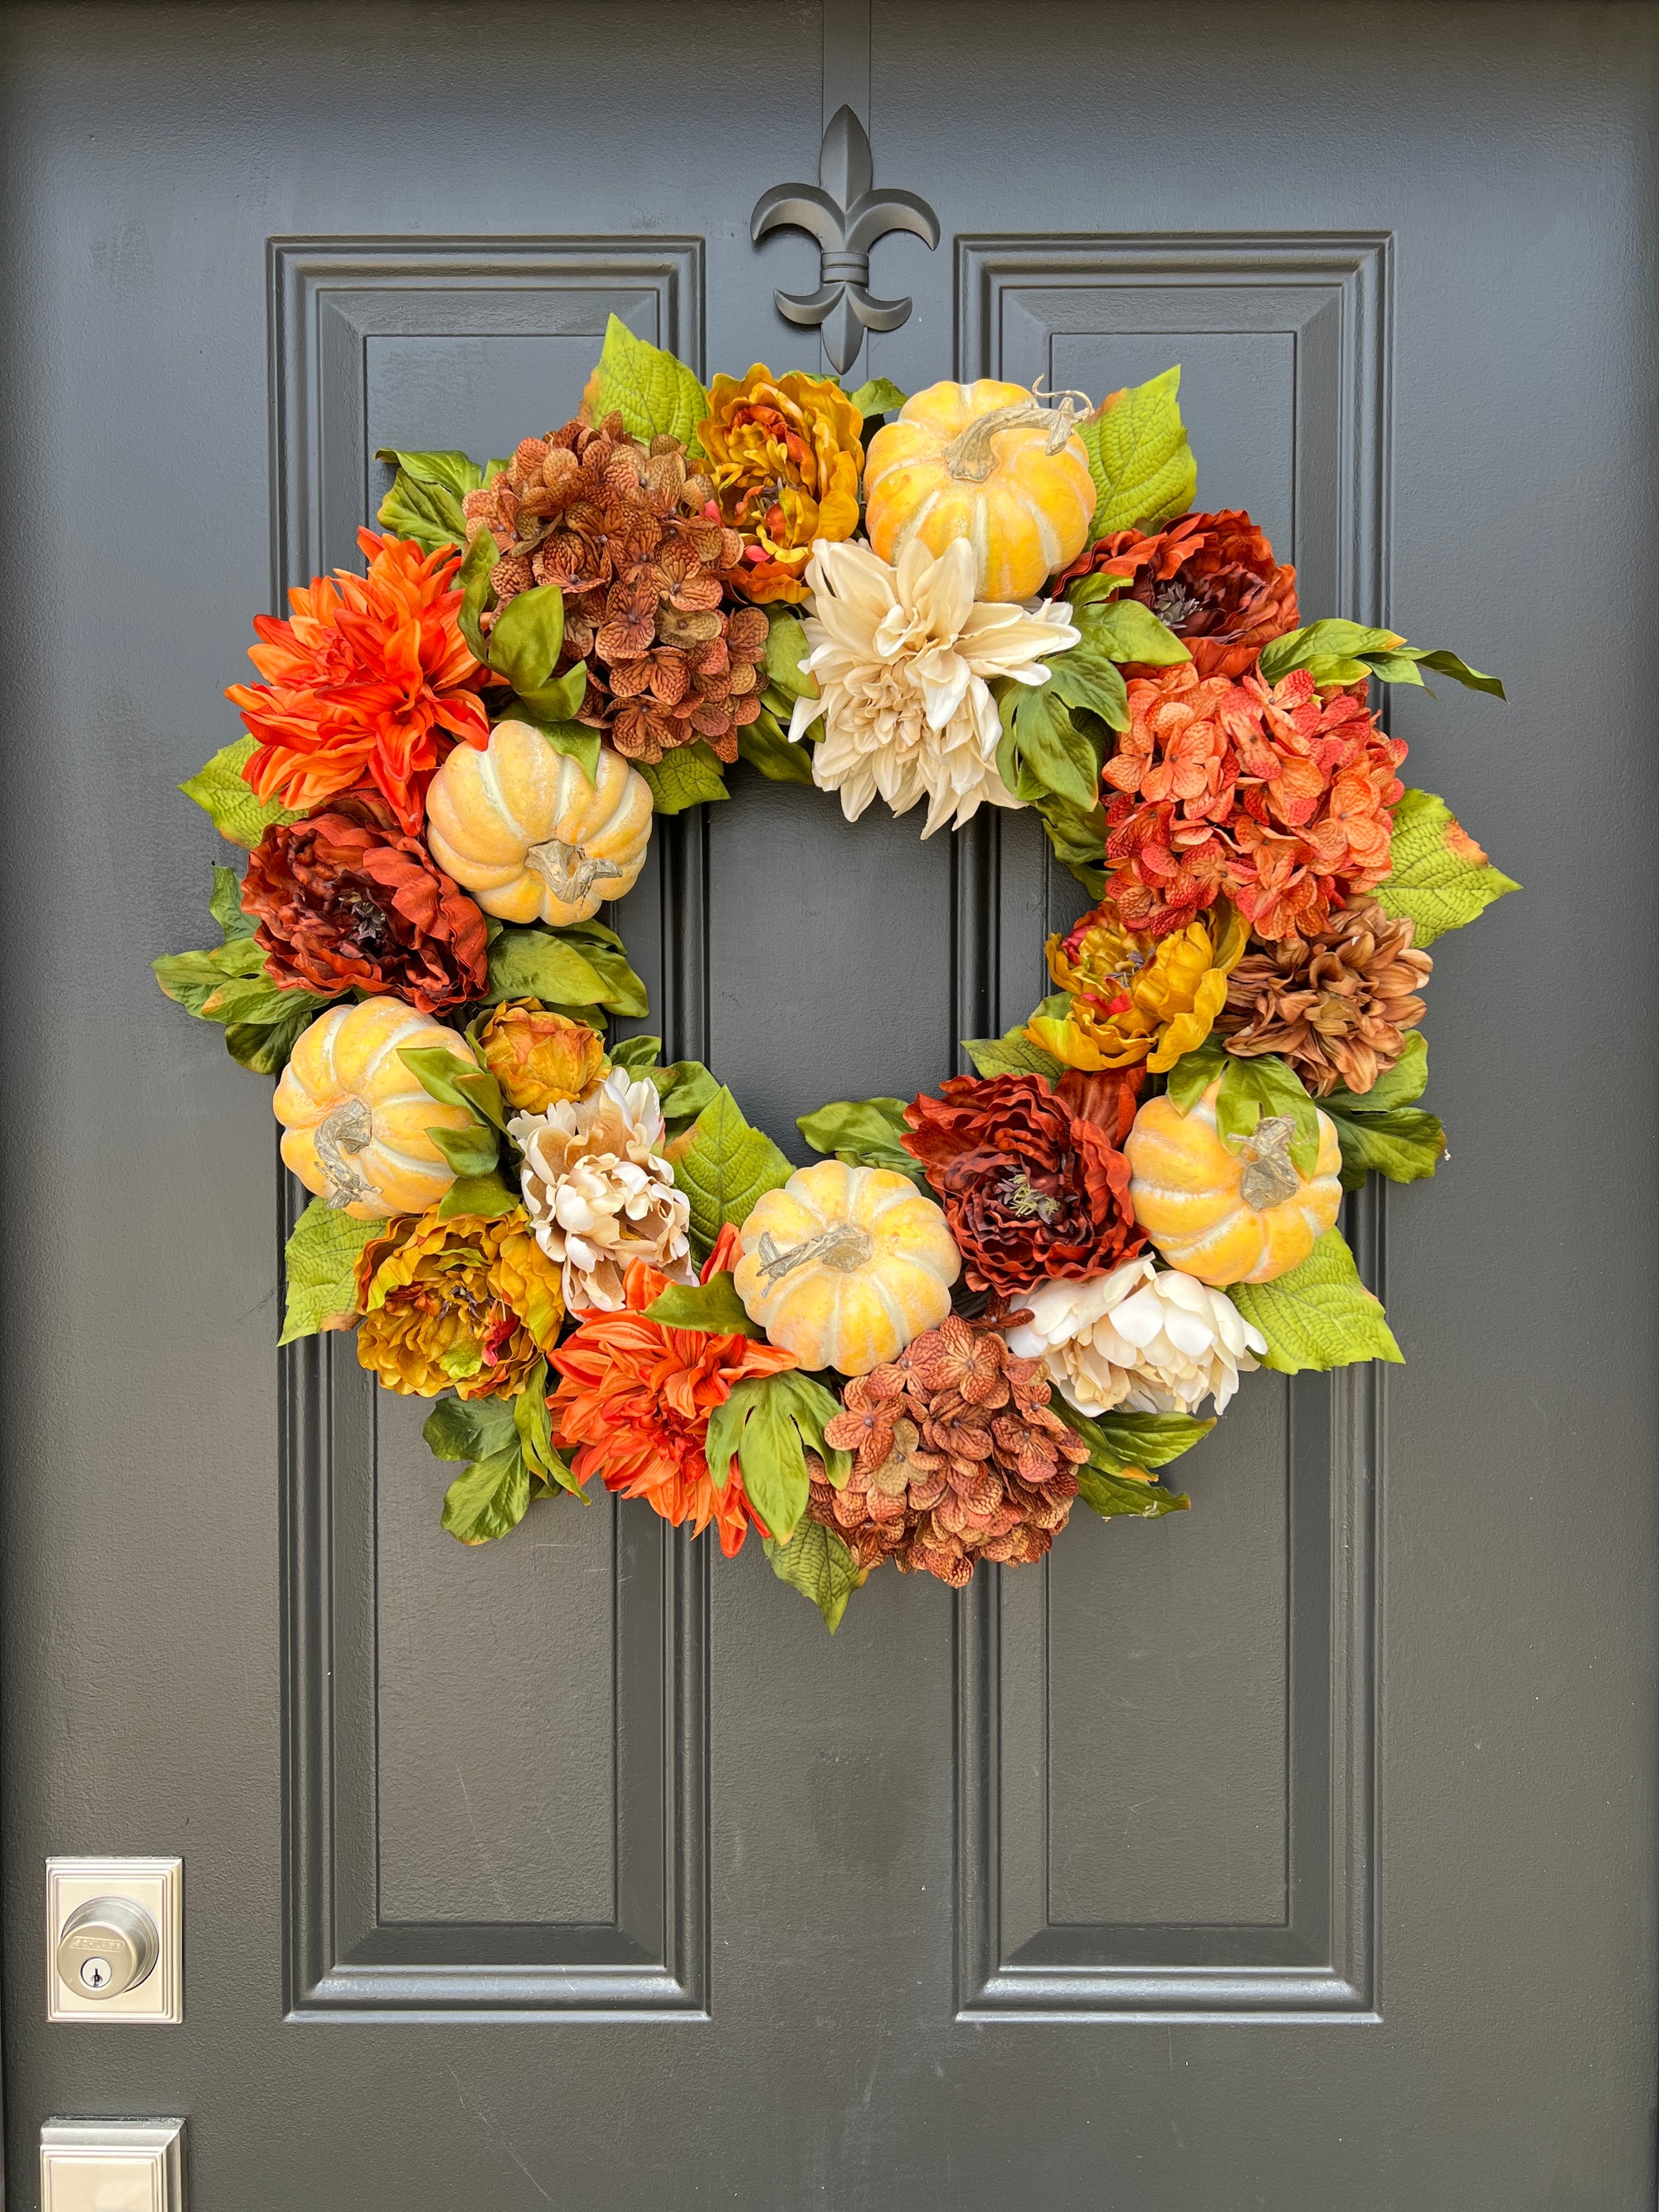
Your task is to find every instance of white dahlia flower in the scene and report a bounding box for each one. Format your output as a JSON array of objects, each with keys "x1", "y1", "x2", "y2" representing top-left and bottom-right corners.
[
  {"x1": 510, "y1": 1070, "x2": 692, "y2": 1315},
  {"x1": 787, "y1": 534, "x2": 1079, "y2": 837},
  {"x1": 1005, "y1": 1256, "x2": 1267, "y2": 1418}
]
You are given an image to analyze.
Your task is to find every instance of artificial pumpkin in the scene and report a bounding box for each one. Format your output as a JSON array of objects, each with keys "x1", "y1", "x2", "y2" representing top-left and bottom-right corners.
[
  {"x1": 1123, "y1": 1080, "x2": 1342, "y2": 1286},
  {"x1": 274, "y1": 997, "x2": 478, "y2": 1220},
  {"x1": 424, "y1": 720, "x2": 654, "y2": 926},
  {"x1": 863, "y1": 379, "x2": 1097, "y2": 600},
  {"x1": 732, "y1": 1161, "x2": 961, "y2": 1377}
]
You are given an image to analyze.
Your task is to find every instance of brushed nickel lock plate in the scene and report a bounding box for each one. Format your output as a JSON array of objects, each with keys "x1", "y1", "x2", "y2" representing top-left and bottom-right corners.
[
  {"x1": 46, "y1": 1858, "x2": 182, "y2": 2024},
  {"x1": 41, "y1": 2117, "x2": 185, "y2": 2210}
]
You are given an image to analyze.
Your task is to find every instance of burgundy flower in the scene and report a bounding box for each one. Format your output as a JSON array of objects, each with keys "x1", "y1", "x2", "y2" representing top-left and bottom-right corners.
[{"x1": 1053, "y1": 508, "x2": 1299, "y2": 679}]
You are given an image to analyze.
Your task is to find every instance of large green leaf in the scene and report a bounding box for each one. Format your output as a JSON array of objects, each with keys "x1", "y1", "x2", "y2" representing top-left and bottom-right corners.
[
  {"x1": 209, "y1": 863, "x2": 255, "y2": 941},
  {"x1": 845, "y1": 375, "x2": 907, "y2": 420},
  {"x1": 648, "y1": 1057, "x2": 721, "y2": 1136},
  {"x1": 513, "y1": 1359, "x2": 584, "y2": 1497},
  {"x1": 737, "y1": 707, "x2": 814, "y2": 784},
  {"x1": 1053, "y1": 1396, "x2": 1214, "y2": 1477},
  {"x1": 1257, "y1": 624, "x2": 1506, "y2": 701},
  {"x1": 440, "y1": 1444, "x2": 533, "y2": 1545},
  {"x1": 179, "y1": 735, "x2": 298, "y2": 848},
  {"x1": 399, "y1": 1043, "x2": 506, "y2": 1130},
  {"x1": 1029, "y1": 789, "x2": 1108, "y2": 897},
  {"x1": 483, "y1": 927, "x2": 608, "y2": 1008},
  {"x1": 796, "y1": 1096, "x2": 927, "y2": 1185},
  {"x1": 374, "y1": 447, "x2": 485, "y2": 554},
  {"x1": 763, "y1": 610, "x2": 817, "y2": 702},
  {"x1": 636, "y1": 742, "x2": 731, "y2": 814},
  {"x1": 456, "y1": 525, "x2": 498, "y2": 661},
  {"x1": 278, "y1": 1198, "x2": 379, "y2": 1345},
  {"x1": 704, "y1": 1371, "x2": 849, "y2": 1543},
  {"x1": 671, "y1": 1087, "x2": 793, "y2": 1261},
  {"x1": 1071, "y1": 597, "x2": 1191, "y2": 670},
  {"x1": 486, "y1": 584, "x2": 565, "y2": 695},
  {"x1": 153, "y1": 936, "x2": 327, "y2": 1073},
  {"x1": 999, "y1": 683, "x2": 1103, "y2": 811},
  {"x1": 586, "y1": 314, "x2": 709, "y2": 449},
  {"x1": 609, "y1": 1033, "x2": 663, "y2": 1077},
  {"x1": 428, "y1": 1122, "x2": 504, "y2": 1180},
  {"x1": 1077, "y1": 366, "x2": 1197, "y2": 538},
  {"x1": 763, "y1": 1521, "x2": 864, "y2": 1633},
  {"x1": 1326, "y1": 1104, "x2": 1446, "y2": 1192},
  {"x1": 1374, "y1": 787, "x2": 1520, "y2": 948},
  {"x1": 1214, "y1": 1054, "x2": 1323, "y2": 1177},
  {"x1": 1076, "y1": 1466, "x2": 1192, "y2": 1521},
  {"x1": 643, "y1": 1273, "x2": 761, "y2": 1338},
  {"x1": 436, "y1": 1168, "x2": 521, "y2": 1221},
  {"x1": 423, "y1": 1393, "x2": 518, "y2": 1463},
  {"x1": 1228, "y1": 1230, "x2": 1404, "y2": 1375},
  {"x1": 513, "y1": 664, "x2": 588, "y2": 730}
]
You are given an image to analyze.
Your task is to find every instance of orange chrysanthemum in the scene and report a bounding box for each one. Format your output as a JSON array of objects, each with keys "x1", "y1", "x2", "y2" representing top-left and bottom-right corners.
[
  {"x1": 548, "y1": 1231, "x2": 797, "y2": 1558},
  {"x1": 227, "y1": 527, "x2": 493, "y2": 834}
]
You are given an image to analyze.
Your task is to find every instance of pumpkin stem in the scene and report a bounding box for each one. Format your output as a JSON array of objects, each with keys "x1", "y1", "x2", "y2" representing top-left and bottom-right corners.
[
  {"x1": 525, "y1": 837, "x2": 625, "y2": 908},
  {"x1": 754, "y1": 1223, "x2": 873, "y2": 1283},
  {"x1": 1238, "y1": 1115, "x2": 1301, "y2": 1213},
  {"x1": 317, "y1": 1097, "x2": 375, "y2": 1211},
  {"x1": 941, "y1": 385, "x2": 1093, "y2": 483}
]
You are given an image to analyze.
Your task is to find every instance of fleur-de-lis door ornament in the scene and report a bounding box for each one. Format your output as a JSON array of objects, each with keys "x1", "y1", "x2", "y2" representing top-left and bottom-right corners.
[{"x1": 751, "y1": 105, "x2": 941, "y2": 374}]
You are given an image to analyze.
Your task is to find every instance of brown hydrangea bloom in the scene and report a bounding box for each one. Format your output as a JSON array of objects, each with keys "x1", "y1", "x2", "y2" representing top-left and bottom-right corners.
[
  {"x1": 1053, "y1": 509, "x2": 1300, "y2": 679},
  {"x1": 460, "y1": 414, "x2": 769, "y2": 766},
  {"x1": 1216, "y1": 896, "x2": 1433, "y2": 1096},
  {"x1": 901, "y1": 1069, "x2": 1146, "y2": 1296},
  {"x1": 813, "y1": 1316, "x2": 1087, "y2": 1587},
  {"x1": 241, "y1": 790, "x2": 487, "y2": 1014}
]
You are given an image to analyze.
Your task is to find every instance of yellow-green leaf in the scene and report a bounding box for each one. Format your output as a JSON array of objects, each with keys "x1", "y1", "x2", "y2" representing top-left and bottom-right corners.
[
  {"x1": 179, "y1": 735, "x2": 297, "y2": 848},
  {"x1": 1077, "y1": 366, "x2": 1198, "y2": 538},
  {"x1": 1374, "y1": 787, "x2": 1519, "y2": 948},
  {"x1": 279, "y1": 1198, "x2": 378, "y2": 1345},
  {"x1": 636, "y1": 741, "x2": 730, "y2": 814},
  {"x1": 586, "y1": 314, "x2": 709, "y2": 450},
  {"x1": 762, "y1": 1521, "x2": 864, "y2": 1633},
  {"x1": 671, "y1": 1087, "x2": 792, "y2": 1261},
  {"x1": 1228, "y1": 1230, "x2": 1404, "y2": 1375}
]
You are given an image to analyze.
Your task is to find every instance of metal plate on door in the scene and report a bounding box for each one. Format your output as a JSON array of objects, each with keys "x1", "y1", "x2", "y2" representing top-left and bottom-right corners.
[
  {"x1": 46, "y1": 1858, "x2": 182, "y2": 2023},
  {"x1": 41, "y1": 2119, "x2": 185, "y2": 2212}
]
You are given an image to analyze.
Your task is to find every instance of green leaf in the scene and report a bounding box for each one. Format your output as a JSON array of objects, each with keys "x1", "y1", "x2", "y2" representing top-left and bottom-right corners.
[
  {"x1": 1073, "y1": 597, "x2": 1191, "y2": 670},
  {"x1": 511, "y1": 1359, "x2": 584, "y2": 1498},
  {"x1": 1076, "y1": 1466, "x2": 1192, "y2": 1520},
  {"x1": 399, "y1": 1044, "x2": 504, "y2": 1128},
  {"x1": 436, "y1": 1168, "x2": 521, "y2": 1220},
  {"x1": 1326, "y1": 1031, "x2": 1428, "y2": 1112},
  {"x1": 705, "y1": 1371, "x2": 849, "y2": 1541},
  {"x1": 456, "y1": 525, "x2": 498, "y2": 661},
  {"x1": 221, "y1": 991, "x2": 331, "y2": 1075},
  {"x1": 423, "y1": 1393, "x2": 518, "y2": 1463},
  {"x1": 209, "y1": 864, "x2": 254, "y2": 941},
  {"x1": 796, "y1": 1096, "x2": 922, "y2": 1182},
  {"x1": 763, "y1": 610, "x2": 818, "y2": 702},
  {"x1": 636, "y1": 742, "x2": 731, "y2": 814},
  {"x1": 845, "y1": 376, "x2": 907, "y2": 420},
  {"x1": 484, "y1": 926, "x2": 608, "y2": 1007},
  {"x1": 1326, "y1": 1103, "x2": 1446, "y2": 1192},
  {"x1": 427, "y1": 1123, "x2": 501, "y2": 1180},
  {"x1": 763, "y1": 1521, "x2": 863, "y2": 1633},
  {"x1": 1165, "y1": 1035, "x2": 1227, "y2": 1115},
  {"x1": 586, "y1": 313, "x2": 709, "y2": 449},
  {"x1": 1052, "y1": 1396, "x2": 1214, "y2": 1477},
  {"x1": 1001, "y1": 683, "x2": 1103, "y2": 811},
  {"x1": 1257, "y1": 620, "x2": 1406, "y2": 684},
  {"x1": 153, "y1": 937, "x2": 326, "y2": 1072},
  {"x1": 961, "y1": 1026, "x2": 1064, "y2": 1082},
  {"x1": 1228, "y1": 1230, "x2": 1404, "y2": 1375},
  {"x1": 179, "y1": 735, "x2": 298, "y2": 848},
  {"x1": 1042, "y1": 619, "x2": 1132, "y2": 730},
  {"x1": 513, "y1": 663, "x2": 588, "y2": 728},
  {"x1": 1077, "y1": 366, "x2": 1197, "y2": 537},
  {"x1": 486, "y1": 584, "x2": 565, "y2": 695},
  {"x1": 648, "y1": 1058, "x2": 721, "y2": 1135},
  {"x1": 737, "y1": 707, "x2": 815, "y2": 784},
  {"x1": 440, "y1": 1443, "x2": 533, "y2": 1545},
  {"x1": 1029, "y1": 790, "x2": 1107, "y2": 897},
  {"x1": 1214, "y1": 1054, "x2": 1322, "y2": 1177},
  {"x1": 278, "y1": 1198, "x2": 379, "y2": 1345},
  {"x1": 1374, "y1": 787, "x2": 1520, "y2": 947},
  {"x1": 1409, "y1": 648, "x2": 1506, "y2": 702},
  {"x1": 610, "y1": 1033, "x2": 662, "y2": 1076},
  {"x1": 373, "y1": 447, "x2": 484, "y2": 554},
  {"x1": 672, "y1": 1087, "x2": 792, "y2": 1262},
  {"x1": 523, "y1": 720, "x2": 601, "y2": 785},
  {"x1": 644, "y1": 1271, "x2": 761, "y2": 1338}
]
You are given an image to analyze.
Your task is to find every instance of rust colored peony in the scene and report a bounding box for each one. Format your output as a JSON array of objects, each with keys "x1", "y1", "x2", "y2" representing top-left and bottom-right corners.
[
  {"x1": 1102, "y1": 664, "x2": 1407, "y2": 942},
  {"x1": 548, "y1": 1232, "x2": 798, "y2": 1557},
  {"x1": 476, "y1": 999, "x2": 609, "y2": 1114},
  {"x1": 229, "y1": 528, "x2": 493, "y2": 835},
  {"x1": 241, "y1": 790, "x2": 487, "y2": 1014},
  {"x1": 354, "y1": 1208, "x2": 564, "y2": 1400},
  {"x1": 1054, "y1": 509, "x2": 1299, "y2": 679},
  {"x1": 902, "y1": 1070, "x2": 1146, "y2": 1297},
  {"x1": 813, "y1": 1315, "x2": 1087, "y2": 1587},
  {"x1": 697, "y1": 366, "x2": 864, "y2": 603}
]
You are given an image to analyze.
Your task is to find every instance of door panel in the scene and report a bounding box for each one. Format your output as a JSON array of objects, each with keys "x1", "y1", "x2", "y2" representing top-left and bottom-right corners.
[{"x1": 3, "y1": 3, "x2": 1655, "y2": 2206}]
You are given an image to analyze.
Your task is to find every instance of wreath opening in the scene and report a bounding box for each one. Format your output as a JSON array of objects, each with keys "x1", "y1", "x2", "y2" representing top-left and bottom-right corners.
[{"x1": 158, "y1": 315, "x2": 1516, "y2": 1632}]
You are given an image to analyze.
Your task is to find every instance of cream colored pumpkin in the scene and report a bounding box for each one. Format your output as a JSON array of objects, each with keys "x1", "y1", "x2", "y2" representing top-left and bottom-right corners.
[
  {"x1": 1124, "y1": 1080, "x2": 1342, "y2": 1287},
  {"x1": 274, "y1": 997, "x2": 478, "y2": 1221},
  {"x1": 424, "y1": 720, "x2": 654, "y2": 926},
  {"x1": 864, "y1": 379, "x2": 1097, "y2": 600},
  {"x1": 733, "y1": 1161, "x2": 961, "y2": 1377}
]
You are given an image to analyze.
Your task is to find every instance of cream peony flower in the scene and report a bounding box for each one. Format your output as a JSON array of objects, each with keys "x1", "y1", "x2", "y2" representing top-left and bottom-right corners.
[
  {"x1": 787, "y1": 535, "x2": 1079, "y2": 836},
  {"x1": 1005, "y1": 1256, "x2": 1267, "y2": 1418},
  {"x1": 510, "y1": 1070, "x2": 692, "y2": 1314}
]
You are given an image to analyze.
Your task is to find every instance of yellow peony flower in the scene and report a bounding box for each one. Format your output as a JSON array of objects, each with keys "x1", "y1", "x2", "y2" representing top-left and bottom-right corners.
[
  {"x1": 1028, "y1": 899, "x2": 1246, "y2": 1074},
  {"x1": 476, "y1": 999, "x2": 609, "y2": 1115},
  {"x1": 697, "y1": 366, "x2": 864, "y2": 604},
  {"x1": 353, "y1": 1207, "x2": 564, "y2": 1399}
]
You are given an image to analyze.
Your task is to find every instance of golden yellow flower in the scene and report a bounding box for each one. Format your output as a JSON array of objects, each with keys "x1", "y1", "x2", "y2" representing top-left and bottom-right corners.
[
  {"x1": 353, "y1": 1207, "x2": 564, "y2": 1399},
  {"x1": 697, "y1": 365, "x2": 864, "y2": 603},
  {"x1": 1028, "y1": 899, "x2": 1246, "y2": 1074},
  {"x1": 476, "y1": 999, "x2": 610, "y2": 1115}
]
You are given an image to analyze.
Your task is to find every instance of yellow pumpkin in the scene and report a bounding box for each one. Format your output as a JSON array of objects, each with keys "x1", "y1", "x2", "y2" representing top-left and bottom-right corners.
[
  {"x1": 424, "y1": 720, "x2": 654, "y2": 926},
  {"x1": 1124, "y1": 1080, "x2": 1342, "y2": 1287},
  {"x1": 863, "y1": 379, "x2": 1097, "y2": 600},
  {"x1": 274, "y1": 998, "x2": 479, "y2": 1220},
  {"x1": 732, "y1": 1161, "x2": 961, "y2": 1377}
]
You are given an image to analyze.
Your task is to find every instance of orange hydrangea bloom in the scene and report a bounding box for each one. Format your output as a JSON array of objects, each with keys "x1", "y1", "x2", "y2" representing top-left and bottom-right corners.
[
  {"x1": 227, "y1": 528, "x2": 493, "y2": 834},
  {"x1": 1102, "y1": 664, "x2": 1406, "y2": 942},
  {"x1": 548, "y1": 1229, "x2": 797, "y2": 1557}
]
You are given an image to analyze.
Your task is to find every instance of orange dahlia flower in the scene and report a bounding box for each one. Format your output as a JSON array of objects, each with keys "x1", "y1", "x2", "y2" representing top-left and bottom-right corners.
[
  {"x1": 227, "y1": 527, "x2": 493, "y2": 834},
  {"x1": 1102, "y1": 664, "x2": 1407, "y2": 942},
  {"x1": 548, "y1": 1231, "x2": 797, "y2": 1557}
]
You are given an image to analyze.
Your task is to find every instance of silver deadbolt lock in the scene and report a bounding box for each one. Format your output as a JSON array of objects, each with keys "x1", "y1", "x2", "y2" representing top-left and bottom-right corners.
[{"x1": 55, "y1": 1897, "x2": 159, "y2": 2000}]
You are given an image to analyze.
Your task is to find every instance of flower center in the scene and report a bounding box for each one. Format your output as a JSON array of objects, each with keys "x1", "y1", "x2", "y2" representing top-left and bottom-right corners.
[
  {"x1": 753, "y1": 1223, "x2": 873, "y2": 1282},
  {"x1": 1152, "y1": 579, "x2": 1204, "y2": 628},
  {"x1": 999, "y1": 1169, "x2": 1061, "y2": 1223}
]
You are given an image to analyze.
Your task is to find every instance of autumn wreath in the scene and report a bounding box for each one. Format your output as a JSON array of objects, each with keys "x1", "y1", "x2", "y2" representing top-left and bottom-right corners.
[{"x1": 158, "y1": 318, "x2": 1516, "y2": 1631}]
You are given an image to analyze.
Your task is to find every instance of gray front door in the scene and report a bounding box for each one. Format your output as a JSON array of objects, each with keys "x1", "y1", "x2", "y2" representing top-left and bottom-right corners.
[{"x1": 4, "y1": 3, "x2": 1653, "y2": 2205}]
